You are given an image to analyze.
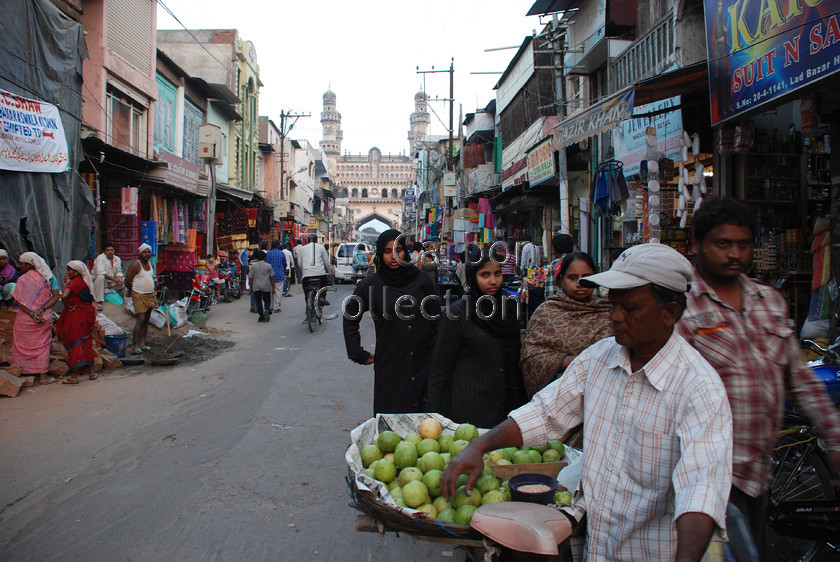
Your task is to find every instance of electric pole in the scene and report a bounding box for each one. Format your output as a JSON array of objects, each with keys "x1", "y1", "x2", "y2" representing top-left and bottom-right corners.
[
  {"x1": 277, "y1": 110, "x2": 309, "y2": 236},
  {"x1": 417, "y1": 59, "x2": 455, "y2": 242}
]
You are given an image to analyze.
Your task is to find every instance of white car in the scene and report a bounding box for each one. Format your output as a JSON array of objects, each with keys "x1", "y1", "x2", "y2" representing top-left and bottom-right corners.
[{"x1": 334, "y1": 242, "x2": 373, "y2": 283}]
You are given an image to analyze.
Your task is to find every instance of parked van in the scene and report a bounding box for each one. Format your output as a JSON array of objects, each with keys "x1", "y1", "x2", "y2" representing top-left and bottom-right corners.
[{"x1": 334, "y1": 242, "x2": 373, "y2": 283}]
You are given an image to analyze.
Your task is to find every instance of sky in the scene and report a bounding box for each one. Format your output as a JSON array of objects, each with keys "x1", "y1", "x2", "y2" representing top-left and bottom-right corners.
[{"x1": 156, "y1": 0, "x2": 545, "y2": 156}]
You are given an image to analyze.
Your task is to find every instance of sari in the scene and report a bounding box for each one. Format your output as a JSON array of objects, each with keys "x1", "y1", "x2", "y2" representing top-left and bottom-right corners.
[
  {"x1": 56, "y1": 274, "x2": 96, "y2": 372},
  {"x1": 11, "y1": 270, "x2": 54, "y2": 374}
]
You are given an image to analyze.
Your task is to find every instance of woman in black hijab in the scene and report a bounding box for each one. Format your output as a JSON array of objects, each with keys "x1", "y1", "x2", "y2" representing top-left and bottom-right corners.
[
  {"x1": 425, "y1": 246, "x2": 527, "y2": 428},
  {"x1": 343, "y1": 230, "x2": 441, "y2": 414}
]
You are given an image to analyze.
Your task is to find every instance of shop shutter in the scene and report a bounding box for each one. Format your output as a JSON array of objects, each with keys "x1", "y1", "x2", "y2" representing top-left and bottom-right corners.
[{"x1": 107, "y1": 0, "x2": 153, "y2": 75}]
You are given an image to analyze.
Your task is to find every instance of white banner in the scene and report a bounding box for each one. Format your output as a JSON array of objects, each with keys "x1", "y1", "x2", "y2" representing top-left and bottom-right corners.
[{"x1": 0, "y1": 89, "x2": 69, "y2": 173}]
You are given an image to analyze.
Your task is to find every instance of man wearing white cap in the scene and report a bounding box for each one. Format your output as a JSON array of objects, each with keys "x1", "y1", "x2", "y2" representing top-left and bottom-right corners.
[
  {"x1": 124, "y1": 243, "x2": 156, "y2": 353},
  {"x1": 442, "y1": 243, "x2": 733, "y2": 561}
]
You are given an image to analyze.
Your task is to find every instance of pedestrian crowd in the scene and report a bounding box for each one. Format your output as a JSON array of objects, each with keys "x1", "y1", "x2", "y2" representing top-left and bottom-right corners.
[{"x1": 340, "y1": 198, "x2": 840, "y2": 561}]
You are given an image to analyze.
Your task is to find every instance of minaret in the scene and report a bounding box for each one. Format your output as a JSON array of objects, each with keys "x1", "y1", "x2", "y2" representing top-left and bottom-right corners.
[
  {"x1": 408, "y1": 91, "x2": 430, "y2": 150},
  {"x1": 320, "y1": 89, "x2": 342, "y2": 166}
]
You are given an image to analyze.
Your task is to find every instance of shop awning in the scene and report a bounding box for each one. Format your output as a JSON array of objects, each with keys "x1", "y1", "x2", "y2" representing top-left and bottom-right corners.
[
  {"x1": 527, "y1": 0, "x2": 585, "y2": 16},
  {"x1": 633, "y1": 61, "x2": 708, "y2": 108},
  {"x1": 554, "y1": 88, "x2": 635, "y2": 149},
  {"x1": 216, "y1": 184, "x2": 254, "y2": 201}
]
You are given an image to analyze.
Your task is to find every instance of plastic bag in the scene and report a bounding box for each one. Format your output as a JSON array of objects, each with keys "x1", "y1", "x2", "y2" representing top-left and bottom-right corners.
[
  {"x1": 103, "y1": 290, "x2": 124, "y2": 305},
  {"x1": 149, "y1": 308, "x2": 167, "y2": 329},
  {"x1": 125, "y1": 300, "x2": 135, "y2": 316},
  {"x1": 96, "y1": 313, "x2": 126, "y2": 336},
  {"x1": 169, "y1": 299, "x2": 188, "y2": 329},
  {"x1": 556, "y1": 447, "x2": 584, "y2": 494}
]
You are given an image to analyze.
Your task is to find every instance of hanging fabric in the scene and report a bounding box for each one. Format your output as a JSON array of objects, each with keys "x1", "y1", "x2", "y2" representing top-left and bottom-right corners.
[{"x1": 590, "y1": 159, "x2": 629, "y2": 216}]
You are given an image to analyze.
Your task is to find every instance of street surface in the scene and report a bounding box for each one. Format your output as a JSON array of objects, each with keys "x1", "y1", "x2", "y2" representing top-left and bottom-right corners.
[{"x1": 0, "y1": 282, "x2": 451, "y2": 561}]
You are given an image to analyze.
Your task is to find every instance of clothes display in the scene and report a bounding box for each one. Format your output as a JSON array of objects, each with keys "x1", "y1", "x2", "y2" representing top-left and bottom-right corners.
[
  {"x1": 590, "y1": 159, "x2": 630, "y2": 216},
  {"x1": 104, "y1": 199, "x2": 140, "y2": 261}
]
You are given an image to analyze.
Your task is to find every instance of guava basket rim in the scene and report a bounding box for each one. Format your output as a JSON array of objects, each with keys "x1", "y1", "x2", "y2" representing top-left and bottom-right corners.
[{"x1": 348, "y1": 469, "x2": 482, "y2": 540}]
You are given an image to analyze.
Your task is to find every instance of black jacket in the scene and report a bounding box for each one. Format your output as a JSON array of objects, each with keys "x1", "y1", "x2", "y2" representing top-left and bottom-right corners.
[
  {"x1": 343, "y1": 273, "x2": 440, "y2": 414},
  {"x1": 424, "y1": 299, "x2": 527, "y2": 428}
]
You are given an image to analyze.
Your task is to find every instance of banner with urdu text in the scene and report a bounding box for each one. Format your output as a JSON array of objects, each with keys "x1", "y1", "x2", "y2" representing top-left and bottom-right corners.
[
  {"x1": 0, "y1": 88, "x2": 69, "y2": 172},
  {"x1": 704, "y1": 0, "x2": 840, "y2": 125}
]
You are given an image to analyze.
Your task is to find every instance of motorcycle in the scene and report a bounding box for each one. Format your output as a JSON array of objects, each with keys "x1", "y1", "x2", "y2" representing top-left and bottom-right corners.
[
  {"x1": 184, "y1": 269, "x2": 216, "y2": 317},
  {"x1": 217, "y1": 262, "x2": 241, "y2": 301}
]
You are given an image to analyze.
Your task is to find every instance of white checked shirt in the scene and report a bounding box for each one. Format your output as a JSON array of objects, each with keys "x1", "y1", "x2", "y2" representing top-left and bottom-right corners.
[{"x1": 510, "y1": 332, "x2": 732, "y2": 561}]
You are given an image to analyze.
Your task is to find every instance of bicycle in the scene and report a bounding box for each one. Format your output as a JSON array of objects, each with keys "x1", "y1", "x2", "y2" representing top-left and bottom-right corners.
[
  {"x1": 155, "y1": 272, "x2": 174, "y2": 307},
  {"x1": 303, "y1": 275, "x2": 337, "y2": 333},
  {"x1": 765, "y1": 337, "x2": 840, "y2": 561}
]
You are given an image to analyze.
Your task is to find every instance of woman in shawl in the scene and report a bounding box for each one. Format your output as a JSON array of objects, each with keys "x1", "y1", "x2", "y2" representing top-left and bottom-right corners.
[
  {"x1": 0, "y1": 249, "x2": 18, "y2": 307},
  {"x1": 55, "y1": 261, "x2": 97, "y2": 384},
  {"x1": 425, "y1": 246, "x2": 527, "y2": 428},
  {"x1": 11, "y1": 252, "x2": 61, "y2": 385},
  {"x1": 343, "y1": 229, "x2": 440, "y2": 414},
  {"x1": 521, "y1": 252, "x2": 613, "y2": 397}
]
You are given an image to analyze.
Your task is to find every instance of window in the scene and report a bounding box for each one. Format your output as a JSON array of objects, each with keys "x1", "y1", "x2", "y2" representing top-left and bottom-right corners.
[
  {"x1": 107, "y1": 87, "x2": 144, "y2": 155},
  {"x1": 154, "y1": 76, "x2": 176, "y2": 153},
  {"x1": 351, "y1": 188, "x2": 358, "y2": 197},
  {"x1": 361, "y1": 188, "x2": 368, "y2": 197},
  {"x1": 382, "y1": 189, "x2": 389, "y2": 198},
  {"x1": 183, "y1": 98, "x2": 203, "y2": 165}
]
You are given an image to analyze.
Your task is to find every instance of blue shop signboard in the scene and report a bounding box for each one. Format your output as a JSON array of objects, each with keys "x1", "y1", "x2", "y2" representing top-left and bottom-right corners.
[{"x1": 704, "y1": 0, "x2": 840, "y2": 125}]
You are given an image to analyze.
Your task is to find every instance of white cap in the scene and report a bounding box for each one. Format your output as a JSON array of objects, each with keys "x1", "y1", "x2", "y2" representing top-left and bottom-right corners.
[{"x1": 580, "y1": 243, "x2": 693, "y2": 293}]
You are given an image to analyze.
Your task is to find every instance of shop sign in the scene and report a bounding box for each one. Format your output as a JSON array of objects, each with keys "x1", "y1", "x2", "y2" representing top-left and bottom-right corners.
[
  {"x1": 526, "y1": 137, "x2": 555, "y2": 187},
  {"x1": 615, "y1": 96, "x2": 683, "y2": 177},
  {"x1": 553, "y1": 89, "x2": 635, "y2": 149},
  {"x1": 0, "y1": 88, "x2": 68, "y2": 172},
  {"x1": 276, "y1": 199, "x2": 289, "y2": 216},
  {"x1": 704, "y1": 0, "x2": 840, "y2": 125},
  {"x1": 501, "y1": 156, "x2": 527, "y2": 190},
  {"x1": 155, "y1": 149, "x2": 200, "y2": 194}
]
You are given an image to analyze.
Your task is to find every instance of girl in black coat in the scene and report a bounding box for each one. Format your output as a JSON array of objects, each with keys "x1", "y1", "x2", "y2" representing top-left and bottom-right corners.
[
  {"x1": 425, "y1": 247, "x2": 527, "y2": 428},
  {"x1": 343, "y1": 230, "x2": 440, "y2": 414}
]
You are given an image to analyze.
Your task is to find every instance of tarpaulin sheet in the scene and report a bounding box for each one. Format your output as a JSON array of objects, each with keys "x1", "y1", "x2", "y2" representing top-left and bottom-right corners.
[{"x1": 0, "y1": 0, "x2": 91, "y2": 275}]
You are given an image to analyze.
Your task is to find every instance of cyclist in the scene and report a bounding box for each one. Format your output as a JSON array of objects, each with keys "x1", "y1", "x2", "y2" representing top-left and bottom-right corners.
[
  {"x1": 294, "y1": 234, "x2": 334, "y2": 321},
  {"x1": 677, "y1": 198, "x2": 840, "y2": 560}
]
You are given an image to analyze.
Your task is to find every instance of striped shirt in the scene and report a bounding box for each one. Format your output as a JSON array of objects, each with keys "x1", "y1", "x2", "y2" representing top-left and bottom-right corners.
[
  {"x1": 501, "y1": 250, "x2": 516, "y2": 276},
  {"x1": 510, "y1": 332, "x2": 732, "y2": 561},
  {"x1": 677, "y1": 271, "x2": 840, "y2": 497}
]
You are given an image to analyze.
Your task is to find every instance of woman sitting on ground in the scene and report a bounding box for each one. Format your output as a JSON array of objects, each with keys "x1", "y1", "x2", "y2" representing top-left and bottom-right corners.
[
  {"x1": 0, "y1": 249, "x2": 18, "y2": 307},
  {"x1": 55, "y1": 261, "x2": 97, "y2": 384}
]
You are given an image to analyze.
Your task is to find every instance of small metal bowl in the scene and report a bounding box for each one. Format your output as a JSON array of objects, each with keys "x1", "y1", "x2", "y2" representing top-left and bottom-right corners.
[{"x1": 508, "y1": 473, "x2": 559, "y2": 505}]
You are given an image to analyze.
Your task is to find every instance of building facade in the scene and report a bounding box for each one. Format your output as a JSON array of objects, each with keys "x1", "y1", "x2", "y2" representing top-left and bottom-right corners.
[{"x1": 320, "y1": 90, "x2": 426, "y2": 237}]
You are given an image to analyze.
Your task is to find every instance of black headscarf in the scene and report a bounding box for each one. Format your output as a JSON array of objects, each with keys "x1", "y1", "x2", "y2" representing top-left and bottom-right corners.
[
  {"x1": 374, "y1": 229, "x2": 420, "y2": 288},
  {"x1": 463, "y1": 247, "x2": 521, "y2": 339},
  {"x1": 462, "y1": 246, "x2": 527, "y2": 412}
]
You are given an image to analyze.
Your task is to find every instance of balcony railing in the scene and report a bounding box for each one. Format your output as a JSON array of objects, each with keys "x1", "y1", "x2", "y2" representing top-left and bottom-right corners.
[{"x1": 611, "y1": 11, "x2": 676, "y2": 92}]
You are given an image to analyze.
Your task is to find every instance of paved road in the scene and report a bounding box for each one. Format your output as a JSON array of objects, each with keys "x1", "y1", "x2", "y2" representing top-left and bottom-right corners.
[{"x1": 0, "y1": 282, "x2": 453, "y2": 561}]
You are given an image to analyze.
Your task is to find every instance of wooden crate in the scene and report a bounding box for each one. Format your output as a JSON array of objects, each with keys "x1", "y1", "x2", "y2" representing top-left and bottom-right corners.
[{"x1": 490, "y1": 461, "x2": 567, "y2": 482}]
